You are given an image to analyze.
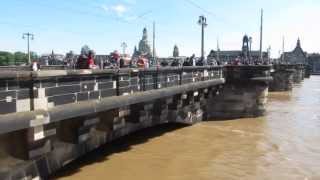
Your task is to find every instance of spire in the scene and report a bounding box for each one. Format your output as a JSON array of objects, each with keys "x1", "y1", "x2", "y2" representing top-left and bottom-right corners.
[
  {"x1": 142, "y1": 27, "x2": 148, "y2": 40},
  {"x1": 51, "y1": 50, "x2": 55, "y2": 60},
  {"x1": 138, "y1": 27, "x2": 152, "y2": 57},
  {"x1": 173, "y1": 45, "x2": 179, "y2": 57},
  {"x1": 296, "y1": 38, "x2": 301, "y2": 48}
]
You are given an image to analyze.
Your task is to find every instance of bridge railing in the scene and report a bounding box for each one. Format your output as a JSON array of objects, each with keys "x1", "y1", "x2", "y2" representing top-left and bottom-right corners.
[
  {"x1": 0, "y1": 66, "x2": 223, "y2": 116},
  {"x1": 223, "y1": 65, "x2": 272, "y2": 83}
]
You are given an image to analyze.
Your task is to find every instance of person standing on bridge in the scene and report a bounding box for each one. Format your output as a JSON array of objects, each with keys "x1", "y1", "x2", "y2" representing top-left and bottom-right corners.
[
  {"x1": 76, "y1": 50, "x2": 97, "y2": 69},
  {"x1": 87, "y1": 50, "x2": 97, "y2": 69},
  {"x1": 137, "y1": 56, "x2": 146, "y2": 68},
  {"x1": 31, "y1": 59, "x2": 41, "y2": 71}
]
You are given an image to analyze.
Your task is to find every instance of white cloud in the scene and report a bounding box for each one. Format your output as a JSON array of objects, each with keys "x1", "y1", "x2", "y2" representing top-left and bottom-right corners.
[
  {"x1": 101, "y1": 4, "x2": 128, "y2": 16},
  {"x1": 112, "y1": 4, "x2": 128, "y2": 16}
]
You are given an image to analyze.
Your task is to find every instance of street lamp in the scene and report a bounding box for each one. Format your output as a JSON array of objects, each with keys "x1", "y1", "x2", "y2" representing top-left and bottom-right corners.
[
  {"x1": 22, "y1": 33, "x2": 34, "y2": 65},
  {"x1": 249, "y1": 37, "x2": 252, "y2": 64},
  {"x1": 198, "y1": 15, "x2": 207, "y2": 63}
]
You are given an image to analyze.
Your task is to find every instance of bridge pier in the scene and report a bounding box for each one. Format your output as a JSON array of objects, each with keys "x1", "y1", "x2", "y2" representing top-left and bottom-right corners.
[
  {"x1": 292, "y1": 64, "x2": 305, "y2": 83},
  {"x1": 207, "y1": 66, "x2": 272, "y2": 119},
  {"x1": 168, "y1": 91, "x2": 204, "y2": 124},
  {"x1": 305, "y1": 65, "x2": 311, "y2": 78},
  {"x1": 269, "y1": 64, "x2": 295, "y2": 91}
]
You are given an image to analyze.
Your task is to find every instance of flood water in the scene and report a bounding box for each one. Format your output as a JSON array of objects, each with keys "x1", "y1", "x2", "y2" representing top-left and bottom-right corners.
[{"x1": 53, "y1": 76, "x2": 320, "y2": 180}]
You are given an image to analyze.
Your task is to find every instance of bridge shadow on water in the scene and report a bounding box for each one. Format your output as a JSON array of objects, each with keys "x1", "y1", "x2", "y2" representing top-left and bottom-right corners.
[{"x1": 50, "y1": 123, "x2": 188, "y2": 179}]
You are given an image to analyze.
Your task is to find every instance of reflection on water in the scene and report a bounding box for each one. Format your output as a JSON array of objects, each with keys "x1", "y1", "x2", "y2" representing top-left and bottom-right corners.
[{"x1": 53, "y1": 76, "x2": 320, "y2": 180}]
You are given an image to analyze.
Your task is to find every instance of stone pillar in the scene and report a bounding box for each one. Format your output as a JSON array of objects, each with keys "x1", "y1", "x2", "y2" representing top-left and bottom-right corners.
[
  {"x1": 207, "y1": 65, "x2": 272, "y2": 119},
  {"x1": 269, "y1": 65, "x2": 295, "y2": 91},
  {"x1": 152, "y1": 98, "x2": 171, "y2": 125},
  {"x1": 305, "y1": 65, "x2": 311, "y2": 78},
  {"x1": 168, "y1": 91, "x2": 204, "y2": 124},
  {"x1": 292, "y1": 64, "x2": 305, "y2": 83}
]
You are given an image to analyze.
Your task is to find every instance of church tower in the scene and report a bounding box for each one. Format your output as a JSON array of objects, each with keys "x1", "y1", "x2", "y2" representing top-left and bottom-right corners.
[
  {"x1": 242, "y1": 35, "x2": 249, "y2": 59},
  {"x1": 138, "y1": 28, "x2": 152, "y2": 57}
]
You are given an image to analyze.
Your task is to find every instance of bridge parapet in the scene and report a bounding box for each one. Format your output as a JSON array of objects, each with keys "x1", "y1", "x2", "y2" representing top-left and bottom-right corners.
[{"x1": 223, "y1": 65, "x2": 271, "y2": 83}]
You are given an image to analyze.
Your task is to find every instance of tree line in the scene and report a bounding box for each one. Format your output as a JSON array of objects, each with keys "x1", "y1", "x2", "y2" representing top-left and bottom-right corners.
[{"x1": 0, "y1": 51, "x2": 38, "y2": 66}]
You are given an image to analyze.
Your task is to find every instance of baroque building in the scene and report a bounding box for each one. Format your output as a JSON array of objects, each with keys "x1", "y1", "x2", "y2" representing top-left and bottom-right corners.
[
  {"x1": 281, "y1": 39, "x2": 307, "y2": 64},
  {"x1": 133, "y1": 28, "x2": 152, "y2": 58},
  {"x1": 207, "y1": 35, "x2": 269, "y2": 64},
  {"x1": 308, "y1": 53, "x2": 320, "y2": 74}
]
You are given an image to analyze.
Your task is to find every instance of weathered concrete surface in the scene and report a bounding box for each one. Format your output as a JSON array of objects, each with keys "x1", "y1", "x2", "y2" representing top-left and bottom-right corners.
[
  {"x1": 270, "y1": 65, "x2": 295, "y2": 92},
  {"x1": 207, "y1": 65, "x2": 272, "y2": 119}
]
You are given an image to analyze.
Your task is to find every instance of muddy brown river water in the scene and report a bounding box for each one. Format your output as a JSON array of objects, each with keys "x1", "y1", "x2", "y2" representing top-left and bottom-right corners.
[{"x1": 53, "y1": 76, "x2": 320, "y2": 180}]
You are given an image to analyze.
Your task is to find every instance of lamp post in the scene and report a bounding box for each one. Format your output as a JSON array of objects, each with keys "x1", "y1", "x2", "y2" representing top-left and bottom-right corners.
[
  {"x1": 198, "y1": 15, "x2": 207, "y2": 62},
  {"x1": 259, "y1": 9, "x2": 264, "y2": 62},
  {"x1": 22, "y1": 33, "x2": 34, "y2": 65},
  {"x1": 249, "y1": 37, "x2": 252, "y2": 64},
  {"x1": 267, "y1": 46, "x2": 271, "y2": 64},
  {"x1": 121, "y1": 42, "x2": 127, "y2": 55}
]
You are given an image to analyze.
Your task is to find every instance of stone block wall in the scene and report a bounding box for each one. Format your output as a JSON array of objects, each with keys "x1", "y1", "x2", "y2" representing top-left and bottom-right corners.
[
  {"x1": 0, "y1": 78, "x2": 35, "y2": 115},
  {"x1": 118, "y1": 69, "x2": 140, "y2": 96},
  {"x1": 270, "y1": 68, "x2": 294, "y2": 92},
  {"x1": 33, "y1": 74, "x2": 117, "y2": 110}
]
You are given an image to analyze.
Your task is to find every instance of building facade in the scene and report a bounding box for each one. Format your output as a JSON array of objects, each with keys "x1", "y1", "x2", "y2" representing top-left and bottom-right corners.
[
  {"x1": 133, "y1": 28, "x2": 152, "y2": 59},
  {"x1": 308, "y1": 53, "x2": 320, "y2": 74},
  {"x1": 281, "y1": 39, "x2": 307, "y2": 65},
  {"x1": 207, "y1": 35, "x2": 269, "y2": 64}
]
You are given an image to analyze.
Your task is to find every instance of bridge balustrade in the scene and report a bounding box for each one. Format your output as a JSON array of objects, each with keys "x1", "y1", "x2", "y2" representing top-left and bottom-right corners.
[{"x1": 0, "y1": 66, "x2": 223, "y2": 115}]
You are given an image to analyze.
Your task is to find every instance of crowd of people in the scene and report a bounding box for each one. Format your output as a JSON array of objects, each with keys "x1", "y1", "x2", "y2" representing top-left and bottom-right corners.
[
  {"x1": 28, "y1": 46, "x2": 269, "y2": 71},
  {"x1": 74, "y1": 49, "x2": 152, "y2": 70},
  {"x1": 30, "y1": 50, "x2": 268, "y2": 71},
  {"x1": 62, "y1": 46, "x2": 268, "y2": 70}
]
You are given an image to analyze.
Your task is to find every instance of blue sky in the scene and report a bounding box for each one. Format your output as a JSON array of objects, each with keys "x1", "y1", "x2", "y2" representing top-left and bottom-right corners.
[{"x1": 1, "y1": 0, "x2": 319, "y2": 57}]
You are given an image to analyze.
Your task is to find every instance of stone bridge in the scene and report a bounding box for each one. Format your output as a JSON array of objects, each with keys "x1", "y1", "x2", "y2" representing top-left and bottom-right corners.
[
  {"x1": 269, "y1": 64, "x2": 309, "y2": 92},
  {"x1": 0, "y1": 65, "x2": 273, "y2": 179}
]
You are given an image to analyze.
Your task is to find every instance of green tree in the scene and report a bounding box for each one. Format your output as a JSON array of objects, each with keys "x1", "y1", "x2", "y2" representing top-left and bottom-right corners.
[
  {"x1": 0, "y1": 51, "x2": 15, "y2": 66},
  {"x1": 0, "y1": 51, "x2": 39, "y2": 66},
  {"x1": 30, "y1": 51, "x2": 38, "y2": 61},
  {"x1": 14, "y1": 51, "x2": 28, "y2": 65}
]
